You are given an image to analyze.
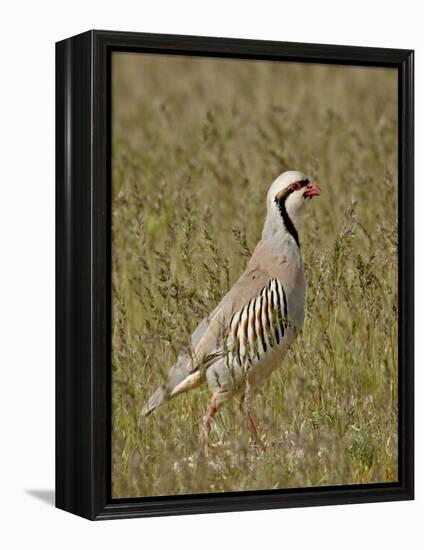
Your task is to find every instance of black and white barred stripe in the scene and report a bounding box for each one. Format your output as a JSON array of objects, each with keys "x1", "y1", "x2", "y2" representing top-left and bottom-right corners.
[{"x1": 227, "y1": 279, "x2": 288, "y2": 370}]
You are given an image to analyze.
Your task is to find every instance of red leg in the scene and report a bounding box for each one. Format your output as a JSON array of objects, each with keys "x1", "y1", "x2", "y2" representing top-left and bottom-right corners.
[
  {"x1": 239, "y1": 398, "x2": 266, "y2": 451},
  {"x1": 245, "y1": 412, "x2": 259, "y2": 437},
  {"x1": 203, "y1": 393, "x2": 219, "y2": 446}
]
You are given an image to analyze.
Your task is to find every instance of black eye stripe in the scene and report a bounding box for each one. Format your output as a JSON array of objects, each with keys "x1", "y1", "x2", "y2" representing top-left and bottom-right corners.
[{"x1": 291, "y1": 178, "x2": 310, "y2": 190}]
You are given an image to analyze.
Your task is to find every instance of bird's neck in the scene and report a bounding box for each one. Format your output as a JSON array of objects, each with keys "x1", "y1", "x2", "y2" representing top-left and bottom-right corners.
[{"x1": 262, "y1": 210, "x2": 302, "y2": 254}]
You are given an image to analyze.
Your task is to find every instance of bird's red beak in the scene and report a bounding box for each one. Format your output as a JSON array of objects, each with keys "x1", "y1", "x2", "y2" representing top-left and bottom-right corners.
[{"x1": 303, "y1": 181, "x2": 321, "y2": 198}]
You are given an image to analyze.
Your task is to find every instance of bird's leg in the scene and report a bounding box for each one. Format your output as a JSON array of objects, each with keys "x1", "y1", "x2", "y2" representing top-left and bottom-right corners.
[
  {"x1": 202, "y1": 393, "x2": 219, "y2": 448},
  {"x1": 239, "y1": 393, "x2": 266, "y2": 451},
  {"x1": 244, "y1": 410, "x2": 259, "y2": 437},
  {"x1": 239, "y1": 398, "x2": 260, "y2": 439}
]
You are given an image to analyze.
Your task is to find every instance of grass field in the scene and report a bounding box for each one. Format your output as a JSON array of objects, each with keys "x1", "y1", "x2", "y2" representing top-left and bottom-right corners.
[{"x1": 111, "y1": 53, "x2": 398, "y2": 498}]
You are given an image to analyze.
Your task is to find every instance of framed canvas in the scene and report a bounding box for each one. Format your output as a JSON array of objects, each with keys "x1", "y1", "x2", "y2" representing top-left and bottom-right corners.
[{"x1": 56, "y1": 30, "x2": 414, "y2": 520}]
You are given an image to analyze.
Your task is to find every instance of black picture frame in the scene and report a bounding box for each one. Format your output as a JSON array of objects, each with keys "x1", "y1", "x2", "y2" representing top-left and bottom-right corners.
[{"x1": 55, "y1": 30, "x2": 414, "y2": 520}]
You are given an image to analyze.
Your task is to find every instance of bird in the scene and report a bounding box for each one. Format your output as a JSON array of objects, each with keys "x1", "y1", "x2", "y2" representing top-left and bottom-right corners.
[{"x1": 142, "y1": 170, "x2": 320, "y2": 446}]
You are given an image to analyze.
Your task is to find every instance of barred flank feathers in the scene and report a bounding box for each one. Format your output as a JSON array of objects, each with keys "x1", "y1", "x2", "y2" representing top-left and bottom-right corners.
[{"x1": 227, "y1": 278, "x2": 289, "y2": 369}]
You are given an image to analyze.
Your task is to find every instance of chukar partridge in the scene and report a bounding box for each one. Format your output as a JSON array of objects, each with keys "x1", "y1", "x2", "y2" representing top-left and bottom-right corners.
[{"x1": 142, "y1": 170, "x2": 320, "y2": 444}]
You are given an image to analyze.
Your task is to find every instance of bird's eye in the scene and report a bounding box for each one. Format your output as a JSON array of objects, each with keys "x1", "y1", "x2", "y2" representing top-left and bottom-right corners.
[{"x1": 292, "y1": 182, "x2": 302, "y2": 191}]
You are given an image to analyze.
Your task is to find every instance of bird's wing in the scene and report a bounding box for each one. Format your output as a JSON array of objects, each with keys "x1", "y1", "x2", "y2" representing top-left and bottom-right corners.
[
  {"x1": 189, "y1": 241, "x2": 277, "y2": 369},
  {"x1": 165, "y1": 259, "x2": 270, "y2": 379}
]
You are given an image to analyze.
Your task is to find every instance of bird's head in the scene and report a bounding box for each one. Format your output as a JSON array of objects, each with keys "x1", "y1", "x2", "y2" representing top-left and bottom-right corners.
[{"x1": 263, "y1": 170, "x2": 320, "y2": 245}]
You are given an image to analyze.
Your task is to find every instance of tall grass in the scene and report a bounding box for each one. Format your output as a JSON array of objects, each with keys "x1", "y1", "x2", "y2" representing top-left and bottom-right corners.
[{"x1": 111, "y1": 53, "x2": 398, "y2": 498}]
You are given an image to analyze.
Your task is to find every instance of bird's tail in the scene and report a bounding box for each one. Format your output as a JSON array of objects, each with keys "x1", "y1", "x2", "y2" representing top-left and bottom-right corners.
[
  {"x1": 141, "y1": 385, "x2": 168, "y2": 417},
  {"x1": 141, "y1": 357, "x2": 203, "y2": 418}
]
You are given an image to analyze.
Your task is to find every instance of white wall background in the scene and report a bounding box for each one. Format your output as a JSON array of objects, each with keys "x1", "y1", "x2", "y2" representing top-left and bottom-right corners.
[{"x1": 0, "y1": 0, "x2": 421, "y2": 547}]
